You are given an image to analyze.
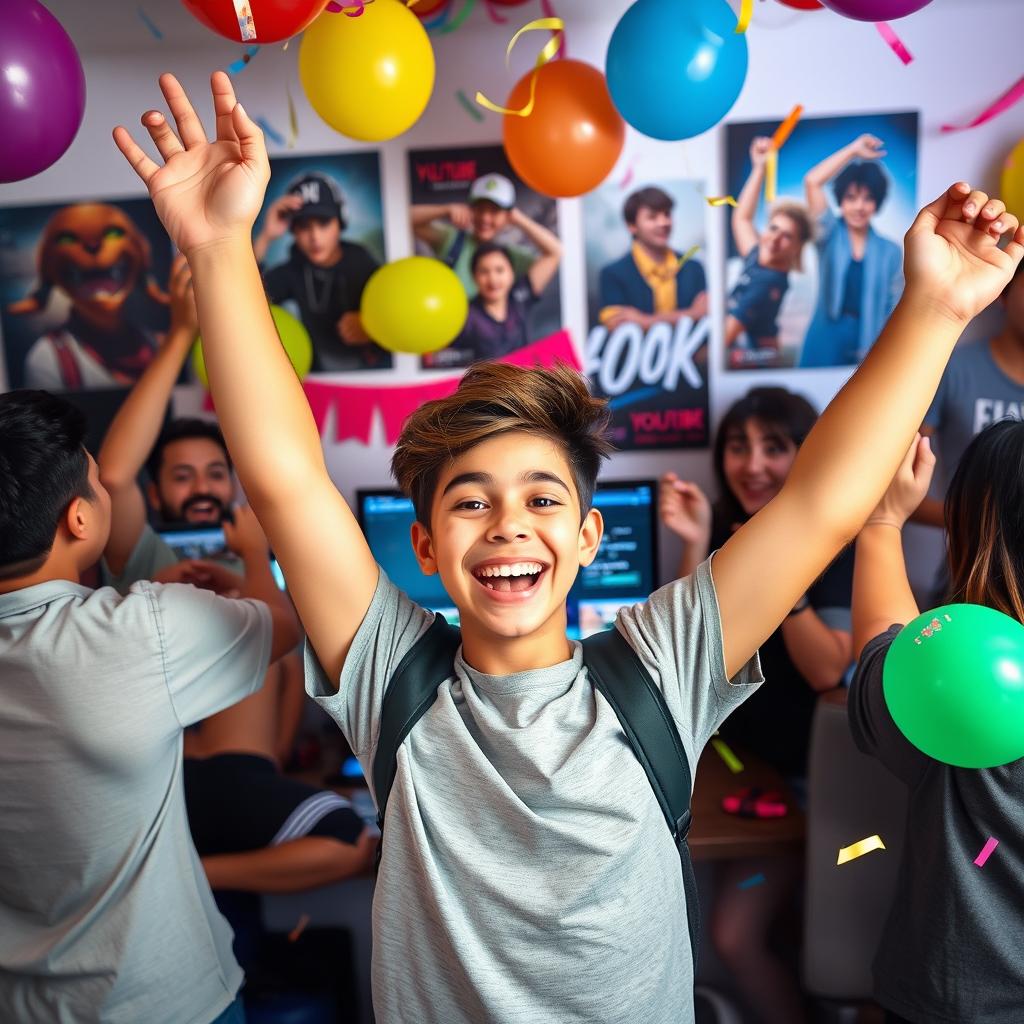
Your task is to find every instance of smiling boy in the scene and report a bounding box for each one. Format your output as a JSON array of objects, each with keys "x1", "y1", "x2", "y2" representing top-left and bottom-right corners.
[{"x1": 115, "y1": 72, "x2": 1023, "y2": 1023}]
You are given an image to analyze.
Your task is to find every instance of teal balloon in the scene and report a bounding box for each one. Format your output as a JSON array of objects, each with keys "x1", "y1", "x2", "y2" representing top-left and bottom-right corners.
[
  {"x1": 605, "y1": 0, "x2": 748, "y2": 142},
  {"x1": 883, "y1": 604, "x2": 1024, "y2": 768}
]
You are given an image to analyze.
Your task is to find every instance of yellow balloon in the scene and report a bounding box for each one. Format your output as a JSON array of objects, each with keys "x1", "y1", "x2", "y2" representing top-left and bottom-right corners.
[
  {"x1": 361, "y1": 257, "x2": 468, "y2": 355},
  {"x1": 298, "y1": 0, "x2": 435, "y2": 142},
  {"x1": 1001, "y1": 138, "x2": 1024, "y2": 223},
  {"x1": 191, "y1": 304, "x2": 313, "y2": 387}
]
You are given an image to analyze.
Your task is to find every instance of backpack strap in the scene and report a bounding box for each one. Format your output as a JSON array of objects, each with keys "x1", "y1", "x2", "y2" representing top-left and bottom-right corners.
[
  {"x1": 581, "y1": 627, "x2": 701, "y2": 970},
  {"x1": 371, "y1": 614, "x2": 461, "y2": 829}
]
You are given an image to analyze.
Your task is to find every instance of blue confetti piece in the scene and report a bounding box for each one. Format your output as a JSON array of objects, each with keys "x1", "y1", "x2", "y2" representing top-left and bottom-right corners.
[
  {"x1": 256, "y1": 118, "x2": 285, "y2": 147},
  {"x1": 738, "y1": 872, "x2": 766, "y2": 890},
  {"x1": 137, "y1": 6, "x2": 163, "y2": 40},
  {"x1": 226, "y1": 46, "x2": 261, "y2": 75}
]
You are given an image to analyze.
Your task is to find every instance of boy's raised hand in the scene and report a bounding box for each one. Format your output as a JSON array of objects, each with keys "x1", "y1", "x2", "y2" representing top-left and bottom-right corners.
[
  {"x1": 113, "y1": 72, "x2": 270, "y2": 258},
  {"x1": 904, "y1": 182, "x2": 1023, "y2": 324}
]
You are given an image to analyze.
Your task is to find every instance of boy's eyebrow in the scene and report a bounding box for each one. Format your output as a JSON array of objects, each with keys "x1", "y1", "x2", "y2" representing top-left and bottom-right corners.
[{"x1": 441, "y1": 470, "x2": 572, "y2": 497}]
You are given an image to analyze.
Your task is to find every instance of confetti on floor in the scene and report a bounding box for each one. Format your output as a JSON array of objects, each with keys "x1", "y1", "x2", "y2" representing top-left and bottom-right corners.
[
  {"x1": 837, "y1": 834, "x2": 885, "y2": 866},
  {"x1": 974, "y1": 837, "x2": 999, "y2": 868},
  {"x1": 738, "y1": 872, "x2": 766, "y2": 890},
  {"x1": 711, "y1": 738, "x2": 744, "y2": 774}
]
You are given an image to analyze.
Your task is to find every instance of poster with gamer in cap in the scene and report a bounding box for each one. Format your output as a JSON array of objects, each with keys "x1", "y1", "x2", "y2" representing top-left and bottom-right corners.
[
  {"x1": 253, "y1": 151, "x2": 389, "y2": 373},
  {"x1": 408, "y1": 144, "x2": 562, "y2": 371}
]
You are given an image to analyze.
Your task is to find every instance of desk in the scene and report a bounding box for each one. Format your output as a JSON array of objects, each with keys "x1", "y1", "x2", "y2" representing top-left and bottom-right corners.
[{"x1": 690, "y1": 744, "x2": 806, "y2": 861}]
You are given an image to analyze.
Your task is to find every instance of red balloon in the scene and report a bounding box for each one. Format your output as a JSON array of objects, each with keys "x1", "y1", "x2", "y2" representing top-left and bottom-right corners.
[
  {"x1": 503, "y1": 60, "x2": 625, "y2": 199},
  {"x1": 181, "y1": 0, "x2": 330, "y2": 43},
  {"x1": 775, "y1": 0, "x2": 823, "y2": 8},
  {"x1": 412, "y1": 0, "x2": 449, "y2": 16}
]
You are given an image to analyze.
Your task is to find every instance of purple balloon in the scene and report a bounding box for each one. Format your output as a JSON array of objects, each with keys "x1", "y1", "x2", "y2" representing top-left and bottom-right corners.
[
  {"x1": 819, "y1": 0, "x2": 933, "y2": 19},
  {"x1": 0, "y1": 0, "x2": 86, "y2": 183}
]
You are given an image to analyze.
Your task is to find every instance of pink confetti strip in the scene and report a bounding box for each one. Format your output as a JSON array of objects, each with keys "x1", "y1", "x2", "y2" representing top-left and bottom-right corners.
[
  {"x1": 974, "y1": 837, "x2": 999, "y2": 868},
  {"x1": 941, "y1": 75, "x2": 1024, "y2": 133},
  {"x1": 875, "y1": 22, "x2": 912, "y2": 65}
]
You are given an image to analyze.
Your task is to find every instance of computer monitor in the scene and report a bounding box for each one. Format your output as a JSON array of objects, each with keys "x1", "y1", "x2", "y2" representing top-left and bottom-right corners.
[{"x1": 355, "y1": 480, "x2": 659, "y2": 639}]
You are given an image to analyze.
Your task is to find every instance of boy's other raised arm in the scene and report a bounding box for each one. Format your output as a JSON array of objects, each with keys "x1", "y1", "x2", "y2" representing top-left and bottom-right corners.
[
  {"x1": 114, "y1": 72, "x2": 377, "y2": 686},
  {"x1": 712, "y1": 183, "x2": 1023, "y2": 678}
]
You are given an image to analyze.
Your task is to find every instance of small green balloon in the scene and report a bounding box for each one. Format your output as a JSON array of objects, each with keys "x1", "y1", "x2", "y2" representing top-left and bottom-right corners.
[
  {"x1": 191, "y1": 304, "x2": 313, "y2": 387},
  {"x1": 883, "y1": 604, "x2": 1024, "y2": 768}
]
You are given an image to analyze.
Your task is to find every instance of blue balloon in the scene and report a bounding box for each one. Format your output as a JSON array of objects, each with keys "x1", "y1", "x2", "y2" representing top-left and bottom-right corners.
[{"x1": 606, "y1": 0, "x2": 748, "y2": 142}]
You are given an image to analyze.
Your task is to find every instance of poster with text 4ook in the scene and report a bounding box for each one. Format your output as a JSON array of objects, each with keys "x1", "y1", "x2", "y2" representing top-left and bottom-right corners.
[{"x1": 582, "y1": 178, "x2": 709, "y2": 450}]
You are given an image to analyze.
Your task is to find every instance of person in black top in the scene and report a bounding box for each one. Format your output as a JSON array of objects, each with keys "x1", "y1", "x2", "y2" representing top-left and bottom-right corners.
[
  {"x1": 850, "y1": 421, "x2": 1024, "y2": 1024},
  {"x1": 253, "y1": 172, "x2": 388, "y2": 372},
  {"x1": 659, "y1": 387, "x2": 853, "y2": 1024}
]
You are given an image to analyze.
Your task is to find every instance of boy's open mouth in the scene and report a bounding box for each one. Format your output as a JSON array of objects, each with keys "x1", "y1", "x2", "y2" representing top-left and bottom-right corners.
[{"x1": 471, "y1": 561, "x2": 546, "y2": 594}]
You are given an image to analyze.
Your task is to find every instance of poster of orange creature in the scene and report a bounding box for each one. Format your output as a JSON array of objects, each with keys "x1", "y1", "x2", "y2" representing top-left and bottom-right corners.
[{"x1": 0, "y1": 198, "x2": 174, "y2": 390}]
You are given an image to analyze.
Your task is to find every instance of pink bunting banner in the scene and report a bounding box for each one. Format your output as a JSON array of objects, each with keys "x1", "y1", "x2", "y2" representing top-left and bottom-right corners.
[{"x1": 302, "y1": 329, "x2": 579, "y2": 446}]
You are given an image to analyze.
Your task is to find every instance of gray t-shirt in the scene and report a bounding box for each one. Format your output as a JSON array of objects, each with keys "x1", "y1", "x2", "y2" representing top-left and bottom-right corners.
[
  {"x1": 924, "y1": 339, "x2": 1024, "y2": 491},
  {"x1": 305, "y1": 559, "x2": 762, "y2": 1024},
  {"x1": 0, "y1": 579, "x2": 272, "y2": 1024},
  {"x1": 849, "y1": 628, "x2": 1024, "y2": 1023}
]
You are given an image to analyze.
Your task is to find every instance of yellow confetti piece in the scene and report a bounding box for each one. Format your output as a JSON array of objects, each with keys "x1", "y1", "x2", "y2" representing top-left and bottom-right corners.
[
  {"x1": 711, "y1": 738, "x2": 744, "y2": 774},
  {"x1": 735, "y1": 0, "x2": 753, "y2": 33},
  {"x1": 707, "y1": 195, "x2": 738, "y2": 207},
  {"x1": 286, "y1": 82, "x2": 298, "y2": 149},
  {"x1": 475, "y1": 17, "x2": 565, "y2": 118},
  {"x1": 837, "y1": 834, "x2": 886, "y2": 866},
  {"x1": 764, "y1": 148, "x2": 778, "y2": 204},
  {"x1": 679, "y1": 244, "x2": 700, "y2": 269}
]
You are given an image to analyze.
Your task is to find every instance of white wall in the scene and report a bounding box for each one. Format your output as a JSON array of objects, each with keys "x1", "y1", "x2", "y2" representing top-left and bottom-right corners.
[{"x1": 2, "y1": 0, "x2": 1020, "y2": 585}]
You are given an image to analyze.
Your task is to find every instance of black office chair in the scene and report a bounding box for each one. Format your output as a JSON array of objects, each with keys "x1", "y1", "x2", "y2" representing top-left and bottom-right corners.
[{"x1": 802, "y1": 692, "x2": 908, "y2": 1022}]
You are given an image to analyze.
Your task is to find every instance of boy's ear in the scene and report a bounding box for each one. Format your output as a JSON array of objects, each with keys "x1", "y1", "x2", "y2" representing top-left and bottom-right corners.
[
  {"x1": 577, "y1": 507, "x2": 604, "y2": 568},
  {"x1": 146, "y1": 480, "x2": 161, "y2": 512},
  {"x1": 410, "y1": 520, "x2": 438, "y2": 576},
  {"x1": 64, "y1": 496, "x2": 91, "y2": 541}
]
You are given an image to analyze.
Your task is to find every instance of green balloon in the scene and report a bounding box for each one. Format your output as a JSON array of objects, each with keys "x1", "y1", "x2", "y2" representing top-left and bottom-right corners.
[
  {"x1": 883, "y1": 604, "x2": 1024, "y2": 768},
  {"x1": 191, "y1": 304, "x2": 313, "y2": 388}
]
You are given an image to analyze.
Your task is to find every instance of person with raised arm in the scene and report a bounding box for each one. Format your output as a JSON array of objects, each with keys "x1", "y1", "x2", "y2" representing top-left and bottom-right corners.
[{"x1": 114, "y1": 72, "x2": 1022, "y2": 1024}]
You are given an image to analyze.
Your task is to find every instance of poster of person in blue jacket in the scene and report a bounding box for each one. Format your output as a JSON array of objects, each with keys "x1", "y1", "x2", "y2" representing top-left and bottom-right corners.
[
  {"x1": 724, "y1": 111, "x2": 918, "y2": 371},
  {"x1": 583, "y1": 179, "x2": 709, "y2": 450}
]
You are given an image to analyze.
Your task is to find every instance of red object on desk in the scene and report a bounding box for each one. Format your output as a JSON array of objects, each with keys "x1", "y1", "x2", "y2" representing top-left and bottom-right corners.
[{"x1": 722, "y1": 786, "x2": 789, "y2": 819}]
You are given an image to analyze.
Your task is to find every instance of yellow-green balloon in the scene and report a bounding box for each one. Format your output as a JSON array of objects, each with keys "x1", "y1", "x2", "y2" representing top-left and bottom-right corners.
[
  {"x1": 191, "y1": 304, "x2": 313, "y2": 387},
  {"x1": 1001, "y1": 138, "x2": 1024, "y2": 223},
  {"x1": 360, "y1": 256, "x2": 468, "y2": 355}
]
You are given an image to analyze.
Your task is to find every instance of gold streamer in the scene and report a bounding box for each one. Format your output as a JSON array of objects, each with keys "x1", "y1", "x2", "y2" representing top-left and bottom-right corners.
[
  {"x1": 764, "y1": 148, "x2": 778, "y2": 204},
  {"x1": 734, "y1": 0, "x2": 753, "y2": 33},
  {"x1": 475, "y1": 17, "x2": 565, "y2": 118},
  {"x1": 707, "y1": 195, "x2": 738, "y2": 207},
  {"x1": 837, "y1": 834, "x2": 886, "y2": 866}
]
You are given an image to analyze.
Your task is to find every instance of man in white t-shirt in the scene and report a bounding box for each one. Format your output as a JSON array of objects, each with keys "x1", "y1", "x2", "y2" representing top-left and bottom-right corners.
[{"x1": 0, "y1": 389, "x2": 299, "y2": 1024}]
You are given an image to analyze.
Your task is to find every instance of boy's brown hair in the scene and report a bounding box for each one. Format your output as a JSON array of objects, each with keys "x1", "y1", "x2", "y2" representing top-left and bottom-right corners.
[{"x1": 392, "y1": 362, "x2": 614, "y2": 527}]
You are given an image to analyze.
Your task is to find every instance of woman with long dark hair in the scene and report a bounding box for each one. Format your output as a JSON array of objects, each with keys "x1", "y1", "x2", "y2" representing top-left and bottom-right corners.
[{"x1": 850, "y1": 420, "x2": 1024, "y2": 1024}]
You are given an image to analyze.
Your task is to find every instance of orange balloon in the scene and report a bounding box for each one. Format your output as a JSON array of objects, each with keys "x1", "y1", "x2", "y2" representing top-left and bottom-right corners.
[{"x1": 502, "y1": 59, "x2": 625, "y2": 199}]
